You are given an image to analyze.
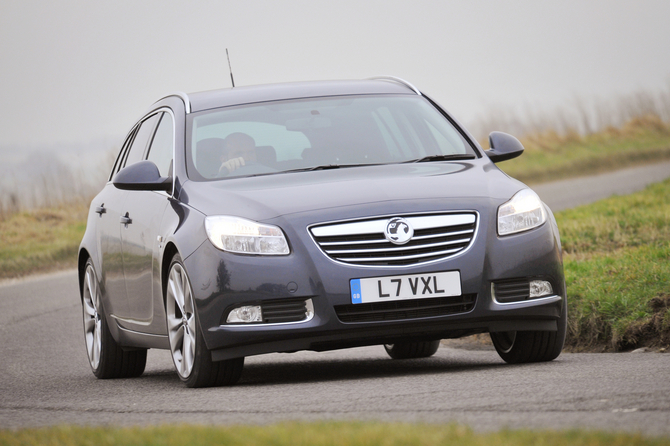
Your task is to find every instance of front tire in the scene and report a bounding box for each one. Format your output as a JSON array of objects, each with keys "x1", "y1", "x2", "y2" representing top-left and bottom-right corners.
[
  {"x1": 384, "y1": 340, "x2": 440, "y2": 359},
  {"x1": 491, "y1": 304, "x2": 567, "y2": 364},
  {"x1": 81, "y1": 258, "x2": 147, "y2": 379},
  {"x1": 165, "y1": 254, "x2": 244, "y2": 388}
]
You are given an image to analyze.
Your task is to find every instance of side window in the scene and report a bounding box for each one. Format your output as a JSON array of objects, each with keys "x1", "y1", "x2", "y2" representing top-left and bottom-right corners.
[
  {"x1": 109, "y1": 126, "x2": 138, "y2": 181},
  {"x1": 146, "y1": 112, "x2": 174, "y2": 177},
  {"x1": 122, "y1": 113, "x2": 160, "y2": 169}
]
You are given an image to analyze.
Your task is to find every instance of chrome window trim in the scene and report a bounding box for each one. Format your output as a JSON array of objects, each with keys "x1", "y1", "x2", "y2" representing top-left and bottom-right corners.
[
  {"x1": 158, "y1": 91, "x2": 191, "y2": 114},
  {"x1": 368, "y1": 76, "x2": 422, "y2": 96}
]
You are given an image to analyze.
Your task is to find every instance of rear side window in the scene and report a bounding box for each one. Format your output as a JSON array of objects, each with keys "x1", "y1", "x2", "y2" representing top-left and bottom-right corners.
[
  {"x1": 123, "y1": 113, "x2": 161, "y2": 169},
  {"x1": 109, "y1": 126, "x2": 138, "y2": 181},
  {"x1": 147, "y1": 113, "x2": 174, "y2": 177}
]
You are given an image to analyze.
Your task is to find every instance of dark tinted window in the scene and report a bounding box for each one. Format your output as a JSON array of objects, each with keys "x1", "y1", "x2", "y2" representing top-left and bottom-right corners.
[
  {"x1": 123, "y1": 113, "x2": 160, "y2": 169},
  {"x1": 187, "y1": 95, "x2": 475, "y2": 180},
  {"x1": 147, "y1": 112, "x2": 174, "y2": 177},
  {"x1": 109, "y1": 126, "x2": 138, "y2": 181}
]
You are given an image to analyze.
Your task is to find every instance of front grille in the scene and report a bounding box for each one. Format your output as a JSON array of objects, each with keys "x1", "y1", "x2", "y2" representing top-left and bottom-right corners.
[
  {"x1": 310, "y1": 213, "x2": 477, "y2": 266},
  {"x1": 334, "y1": 294, "x2": 477, "y2": 323},
  {"x1": 493, "y1": 280, "x2": 530, "y2": 303}
]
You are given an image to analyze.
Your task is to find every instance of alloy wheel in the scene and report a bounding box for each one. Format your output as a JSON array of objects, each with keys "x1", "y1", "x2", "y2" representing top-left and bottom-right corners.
[
  {"x1": 82, "y1": 263, "x2": 102, "y2": 370},
  {"x1": 166, "y1": 262, "x2": 197, "y2": 379}
]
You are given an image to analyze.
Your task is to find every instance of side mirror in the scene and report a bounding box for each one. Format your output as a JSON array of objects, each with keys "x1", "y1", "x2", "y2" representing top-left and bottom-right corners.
[
  {"x1": 486, "y1": 132, "x2": 524, "y2": 163},
  {"x1": 113, "y1": 160, "x2": 172, "y2": 192}
]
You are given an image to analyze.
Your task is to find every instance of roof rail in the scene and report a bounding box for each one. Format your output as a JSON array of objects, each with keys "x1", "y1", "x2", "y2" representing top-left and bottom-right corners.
[
  {"x1": 368, "y1": 76, "x2": 421, "y2": 96},
  {"x1": 157, "y1": 92, "x2": 191, "y2": 113}
]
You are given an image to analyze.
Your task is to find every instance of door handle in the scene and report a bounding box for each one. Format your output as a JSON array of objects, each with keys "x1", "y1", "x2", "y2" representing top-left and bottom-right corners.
[
  {"x1": 120, "y1": 212, "x2": 132, "y2": 225},
  {"x1": 95, "y1": 204, "x2": 106, "y2": 215}
]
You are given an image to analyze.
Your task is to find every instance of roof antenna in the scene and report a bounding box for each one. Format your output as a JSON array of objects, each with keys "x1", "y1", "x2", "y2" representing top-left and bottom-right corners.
[{"x1": 226, "y1": 48, "x2": 235, "y2": 88}]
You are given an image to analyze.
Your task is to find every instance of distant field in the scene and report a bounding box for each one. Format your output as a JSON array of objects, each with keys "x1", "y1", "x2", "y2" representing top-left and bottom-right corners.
[
  {"x1": 497, "y1": 115, "x2": 670, "y2": 184},
  {"x1": 0, "y1": 203, "x2": 88, "y2": 279}
]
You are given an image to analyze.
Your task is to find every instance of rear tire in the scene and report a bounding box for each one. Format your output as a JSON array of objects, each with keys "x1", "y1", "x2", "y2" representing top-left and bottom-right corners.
[
  {"x1": 384, "y1": 340, "x2": 440, "y2": 359},
  {"x1": 165, "y1": 254, "x2": 244, "y2": 388},
  {"x1": 491, "y1": 303, "x2": 567, "y2": 364},
  {"x1": 81, "y1": 258, "x2": 147, "y2": 379}
]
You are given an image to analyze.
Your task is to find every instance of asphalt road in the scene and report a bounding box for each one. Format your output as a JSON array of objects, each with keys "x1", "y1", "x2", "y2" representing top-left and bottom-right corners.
[{"x1": 1, "y1": 162, "x2": 669, "y2": 433}]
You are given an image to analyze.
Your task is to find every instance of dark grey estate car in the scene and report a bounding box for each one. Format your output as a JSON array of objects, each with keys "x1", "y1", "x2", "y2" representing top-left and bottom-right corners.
[{"x1": 78, "y1": 77, "x2": 567, "y2": 387}]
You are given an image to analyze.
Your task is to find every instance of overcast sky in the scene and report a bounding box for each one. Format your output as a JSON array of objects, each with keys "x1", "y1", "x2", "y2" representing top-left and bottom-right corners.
[{"x1": 2, "y1": 0, "x2": 670, "y2": 149}]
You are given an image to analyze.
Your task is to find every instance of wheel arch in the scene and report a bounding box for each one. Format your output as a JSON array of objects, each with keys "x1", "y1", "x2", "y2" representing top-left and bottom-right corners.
[
  {"x1": 77, "y1": 247, "x2": 91, "y2": 301},
  {"x1": 161, "y1": 241, "x2": 180, "y2": 306}
]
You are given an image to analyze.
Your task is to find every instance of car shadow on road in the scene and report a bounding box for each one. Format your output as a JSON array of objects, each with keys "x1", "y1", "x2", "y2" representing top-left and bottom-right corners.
[{"x1": 235, "y1": 352, "x2": 505, "y2": 387}]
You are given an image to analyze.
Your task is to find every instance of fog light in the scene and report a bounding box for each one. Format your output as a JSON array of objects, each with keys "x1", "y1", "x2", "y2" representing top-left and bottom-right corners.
[
  {"x1": 226, "y1": 305, "x2": 263, "y2": 323},
  {"x1": 305, "y1": 299, "x2": 314, "y2": 320},
  {"x1": 529, "y1": 280, "x2": 553, "y2": 298}
]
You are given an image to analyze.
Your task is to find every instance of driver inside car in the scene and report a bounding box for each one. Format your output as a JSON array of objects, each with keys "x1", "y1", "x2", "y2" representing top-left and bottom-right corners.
[{"x1": 218, "y1": 132, "x2": 257, "y2": 175}]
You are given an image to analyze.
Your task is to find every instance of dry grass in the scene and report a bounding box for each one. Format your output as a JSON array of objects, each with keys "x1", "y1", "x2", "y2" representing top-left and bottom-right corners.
[{"x1": 0, "y1": 203, "x2": 89, "y2": 279}]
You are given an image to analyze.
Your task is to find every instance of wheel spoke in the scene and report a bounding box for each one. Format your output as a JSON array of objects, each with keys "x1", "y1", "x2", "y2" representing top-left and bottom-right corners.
[
  {"x1": 182, "y1": 332, "x2": 194, "y2": 376},
  {"x1": 166, "y1": 312, "x2": 181, "y2": 332},
  {"x1": 84, "y1": 317, "x2": 96, "y2": 334},
  {"x1": 83, "y1": 298, "x2": 96, "y2": 318},
  {"x1": 86, "y1": 270, "x2": 95, "y2": 300},
  {"x1": 93, "y1": 325, "x2": 101, "y2": 364},
  {"x1": 169, "y1": 325, "x2": 184, "y2": 356}
]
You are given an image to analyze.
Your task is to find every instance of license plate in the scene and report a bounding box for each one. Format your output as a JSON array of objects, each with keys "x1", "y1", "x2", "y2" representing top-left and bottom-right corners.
[{"x1": 350, "y1": 271, "x2": 461, "y2": 304}]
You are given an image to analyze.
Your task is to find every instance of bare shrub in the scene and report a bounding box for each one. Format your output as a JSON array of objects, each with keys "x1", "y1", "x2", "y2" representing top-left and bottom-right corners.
[{"x1": 470, "y1": 84, "x2": 670, "y2": 144}]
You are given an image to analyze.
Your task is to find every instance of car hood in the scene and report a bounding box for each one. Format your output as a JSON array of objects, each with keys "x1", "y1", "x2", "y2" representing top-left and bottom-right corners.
[{"x1": 181, "y1": 161, "x2": 526, "y2": 222}]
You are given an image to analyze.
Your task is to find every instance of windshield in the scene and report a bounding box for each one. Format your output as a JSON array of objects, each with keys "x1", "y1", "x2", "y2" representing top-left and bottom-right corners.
[{"x1": 186, "y1": 94, "x2": 477, "y2": 180}]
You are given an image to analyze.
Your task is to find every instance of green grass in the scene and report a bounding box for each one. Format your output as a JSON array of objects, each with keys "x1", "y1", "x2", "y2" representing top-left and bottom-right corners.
[
  {"x1": 497, "y1": 116, "x2": 670, "y2": 184},
  {"x1": 0, "y1": 204, "x2": 88, "y2": 280},
  {"x1": 557, "y1": 178, "x2": 670, "y2": 351},
  {"x1": 1, "y1": 423, "x2": 668, "y2": 446}
]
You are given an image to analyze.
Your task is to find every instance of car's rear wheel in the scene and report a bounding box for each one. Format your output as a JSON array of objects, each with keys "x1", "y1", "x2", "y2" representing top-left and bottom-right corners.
[
  {"x1": 81, "y1": 258, "x2": 147, "y2": 379},
  {"x1": 383, "y1": 340, "x2": 440, "y2": 359},
  {"x1": 165, "y1": 254, "x2": 244, "y2": 388},
  {"x1": 490, "y1": 304, "x2": 567, "y2": 363}
]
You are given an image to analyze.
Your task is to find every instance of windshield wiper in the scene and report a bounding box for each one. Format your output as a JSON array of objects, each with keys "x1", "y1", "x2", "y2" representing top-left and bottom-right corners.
[
  {"x1": 282, "y1": 163, "x2": 381, "y2": 174},
  {"x1": 404, "y1": 154, "x2": 476, "y2": 163}
]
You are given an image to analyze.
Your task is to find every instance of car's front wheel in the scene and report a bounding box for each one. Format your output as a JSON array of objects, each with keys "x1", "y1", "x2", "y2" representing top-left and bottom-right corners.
[
  {"x1": 165, "y1": 254, "x2": 244, "y2": 387},
  {"x1": 81, "y1": 258, "x2": 147, "y2": 379},
  {"x1": 383, "y1": 340, "x2": 440, "y2": 359},
  {"x1": 490, "y1": 304, "x2": 567, "y2": 363}
]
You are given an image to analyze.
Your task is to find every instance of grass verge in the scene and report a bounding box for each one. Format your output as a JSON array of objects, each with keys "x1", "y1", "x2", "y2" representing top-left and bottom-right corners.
[
  {"x1": 0, "y1": 203, "x2": 88, "y2": 280},
  {"x1": 1, "y1": 423, "x2": 669, "y2": 446},
  {"x1": 497, "y1": 116, "x2": 670, "y2": 184},
  {"x1": 558, "y1": 178, "x2": 670, "y2": 351}
]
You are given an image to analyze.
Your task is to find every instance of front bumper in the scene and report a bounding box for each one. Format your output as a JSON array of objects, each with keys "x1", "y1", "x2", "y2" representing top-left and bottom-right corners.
[{"x1": 183, "y1": 200, "x2": 565, "y2": 361}]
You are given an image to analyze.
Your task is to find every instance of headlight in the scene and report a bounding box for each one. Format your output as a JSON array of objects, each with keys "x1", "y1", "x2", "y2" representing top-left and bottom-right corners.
[
  {"x1": 497, "y1": 189, "x2": 547, "y2": 236},
  {"x1": 205, "y1": 216, "x2": 290, "y2": 255}
]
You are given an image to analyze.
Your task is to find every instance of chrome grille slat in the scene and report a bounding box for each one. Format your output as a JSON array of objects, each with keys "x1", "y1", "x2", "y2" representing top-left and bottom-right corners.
[
  {"x1": 324, "y1": 238, "x2": 471, "y2": 255},
  {"x1": 412, "y1": 229, "x2": 474, "y2": 240},
  {"x1": 319, "y1": 238, "x2": 390, "y2": 247},
  {"x1": 338, "y1": 247, "x2": 463, "y2": 263},
  {"x1": 310, "y1": 213, "x2": 477, "y2": 266}
]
